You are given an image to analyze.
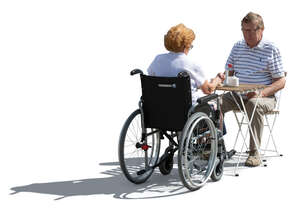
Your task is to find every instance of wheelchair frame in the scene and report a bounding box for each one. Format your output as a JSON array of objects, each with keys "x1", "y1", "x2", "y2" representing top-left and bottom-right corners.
[{"x1": 118, "y1": 69, "x2": 235, "y2": 191}]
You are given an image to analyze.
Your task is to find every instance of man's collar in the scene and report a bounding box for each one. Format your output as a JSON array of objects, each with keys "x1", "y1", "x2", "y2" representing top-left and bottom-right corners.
[
  {"x1": 243, "y1": 39, "x2": 265, "y2": 49},
  {"x1": 256, "y1": 39, "x2": 265, "y2": 49}
]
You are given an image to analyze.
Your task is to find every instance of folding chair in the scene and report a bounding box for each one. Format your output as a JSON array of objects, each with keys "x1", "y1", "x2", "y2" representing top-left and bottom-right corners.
[{"x1": 261, "y1": 87, "x2": 284, "y2": 158}]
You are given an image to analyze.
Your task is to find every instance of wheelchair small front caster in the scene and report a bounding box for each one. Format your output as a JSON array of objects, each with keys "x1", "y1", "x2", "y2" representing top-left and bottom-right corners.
[
  {"x1": 211, "y1": 158, "x2": 224, "y2": 182},
  {"x1": 159, "y1": 154, "x2": 174, "y2": 175},
  {"x1": 159, "y1": 147, "x2": 174, "y2": 175}
]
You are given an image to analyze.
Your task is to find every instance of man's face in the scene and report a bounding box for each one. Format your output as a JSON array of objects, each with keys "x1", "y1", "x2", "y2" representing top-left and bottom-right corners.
[{"x1": 242, "y1": 21, "x2": 264, "y2": 48}]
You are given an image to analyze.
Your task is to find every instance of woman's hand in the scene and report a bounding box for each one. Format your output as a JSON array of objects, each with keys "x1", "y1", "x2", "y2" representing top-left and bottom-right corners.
[
  {"x1": 201, "y1": 73, "x2": 224, "y2": 94},
  {"x1": 201, "y1": 81, "x2": 219, "y2": 94},
  {"x1": 201, "y1": 80, "x2": 212, "y2": 94}
]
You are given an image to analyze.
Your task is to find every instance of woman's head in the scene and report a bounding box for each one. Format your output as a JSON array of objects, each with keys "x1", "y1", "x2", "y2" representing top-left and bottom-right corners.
[{"x1": 164, "y1": 24, "x2": 195, "y2": 53}]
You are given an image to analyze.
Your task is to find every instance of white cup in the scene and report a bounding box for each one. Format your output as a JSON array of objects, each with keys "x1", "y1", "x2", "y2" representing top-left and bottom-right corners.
[{"x1": 227, "y1": 76, "x2": 239, "y2": 86}]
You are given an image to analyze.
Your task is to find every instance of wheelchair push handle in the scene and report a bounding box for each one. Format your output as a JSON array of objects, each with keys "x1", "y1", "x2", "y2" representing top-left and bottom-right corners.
[{"x1": 130, "y1": 69, "x2": 144, "y2": 76}]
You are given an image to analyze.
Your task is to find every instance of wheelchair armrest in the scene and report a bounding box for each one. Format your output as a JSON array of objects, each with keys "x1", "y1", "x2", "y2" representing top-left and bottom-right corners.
[
  {"x1": 197, "y1": 94, "x2": 218, "y2": 105},
  {"x1": 130, "y1": 69, "x2": 144, "y2": 76}
]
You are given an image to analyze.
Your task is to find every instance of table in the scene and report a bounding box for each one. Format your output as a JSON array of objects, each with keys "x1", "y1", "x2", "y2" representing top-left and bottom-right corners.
[
  {"x1": 216, "y1": 84, "x2": 267, "y2": 93},
  {"x1": 216, "y1": 84, "x2": 268, "y2": 175}
]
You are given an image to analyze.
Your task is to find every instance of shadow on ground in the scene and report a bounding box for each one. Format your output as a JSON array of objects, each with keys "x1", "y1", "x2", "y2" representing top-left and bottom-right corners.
[
  {"x1": 10, "y1": 157, "x2": 245, "y2": 200},
  {"x1": 10, "y1": 161, "x2": 189, "y2": 200}
]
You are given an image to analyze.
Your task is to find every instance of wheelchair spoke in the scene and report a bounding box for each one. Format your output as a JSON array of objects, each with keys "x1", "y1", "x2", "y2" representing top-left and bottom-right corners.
[
  {"x1": 178, "y1": 112, "x2": 218, "y2": 190},
  {"x1": 119, "y1": 109, "x2": 161, "y2": 184},
  {"x1": 187, "y1": 155, "x2": 200, "y2": 165},
  {"x1": 130, "y1": 121, "x2": 140, "y2": 142}
]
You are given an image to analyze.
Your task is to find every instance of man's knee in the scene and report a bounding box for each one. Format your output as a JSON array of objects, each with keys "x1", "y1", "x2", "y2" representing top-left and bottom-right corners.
[
  {"x1": 245, "y1": 98, "x2": 264, "y2": 119},
  {"x1": 221, "y1": 95, "x2": 236, "y2": 113},
  {"x1": 245, "y1": 98, "x2": 257, "y2": 110}
]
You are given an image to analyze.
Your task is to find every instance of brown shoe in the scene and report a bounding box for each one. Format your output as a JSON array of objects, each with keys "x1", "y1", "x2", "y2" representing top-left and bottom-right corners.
[{"x1": 245, "y1": 152, "x2": 261, "y2": 167}]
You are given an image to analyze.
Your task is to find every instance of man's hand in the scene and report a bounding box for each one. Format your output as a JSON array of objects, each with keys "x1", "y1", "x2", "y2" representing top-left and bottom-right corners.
[
  {"x1": 217, "y1": 72, "x2": 225, "y2": 81},
  {"x1": 246, "y1": 91, "x2": 260, "y2": 99}
]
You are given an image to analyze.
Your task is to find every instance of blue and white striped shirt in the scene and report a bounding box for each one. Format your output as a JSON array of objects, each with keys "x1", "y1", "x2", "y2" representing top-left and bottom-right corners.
[{"x1": 225, "y1": 39, "x2": 285, "y2": 85}]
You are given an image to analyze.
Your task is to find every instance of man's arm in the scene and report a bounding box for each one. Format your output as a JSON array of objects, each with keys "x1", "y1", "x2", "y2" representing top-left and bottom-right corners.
[
  {"x1": 207, "y1": 73, "x2": 286, "y2": 98},
  {"x1": 247, "y1": 76, "x2": 286, "y2": 99},
  {"x1": 261, "y1": 76, "x2": 286, "y2": 97}
]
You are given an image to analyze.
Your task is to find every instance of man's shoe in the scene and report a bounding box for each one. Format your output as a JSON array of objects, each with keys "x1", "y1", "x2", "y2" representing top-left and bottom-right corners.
[{"x1": 245, "y1": 151, "x2": 261, "y2": 167}]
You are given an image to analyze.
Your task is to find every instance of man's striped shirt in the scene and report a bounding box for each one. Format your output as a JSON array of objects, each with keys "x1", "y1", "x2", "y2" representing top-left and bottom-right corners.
[{"x1": 225, "y1": 39, "x2": 285, "y2": 85}]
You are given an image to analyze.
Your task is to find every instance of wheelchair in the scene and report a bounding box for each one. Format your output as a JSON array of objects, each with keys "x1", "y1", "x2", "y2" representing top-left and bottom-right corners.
[{"x1": 118, "y1": 69, "x2": 235, "y2": 191}]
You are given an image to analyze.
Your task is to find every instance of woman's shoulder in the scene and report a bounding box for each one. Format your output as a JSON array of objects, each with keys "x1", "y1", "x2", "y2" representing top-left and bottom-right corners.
[
  {"x1": 154, "y1": 52, "x2": 174, "y2": 59},
  {"x1": 180, "y1": 55, "x2": 203, "y2": 70}
]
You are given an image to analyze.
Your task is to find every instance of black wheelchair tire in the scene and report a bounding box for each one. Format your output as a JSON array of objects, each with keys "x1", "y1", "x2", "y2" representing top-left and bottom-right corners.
[
  {"x1": 118, "y1": 109, "x2": 160, "y2": 184},
  {"x1": 210, "y1": 159, "x2": 224, "y2": 182},
  {"x1": 178, "y1": 112, "x2": 218, "y2": 191},
  {"x1": 159, "y1": 155, "x2": 173, "y2": 175}
]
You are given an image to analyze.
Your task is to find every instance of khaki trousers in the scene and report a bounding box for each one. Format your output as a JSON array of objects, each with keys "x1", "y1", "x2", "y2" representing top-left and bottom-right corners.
[{"x1": 221, "y1": 92, "x2": 276, "y2": 152}]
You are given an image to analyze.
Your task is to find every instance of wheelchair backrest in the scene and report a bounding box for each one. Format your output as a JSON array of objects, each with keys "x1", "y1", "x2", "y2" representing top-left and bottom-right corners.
[{"x1": 140, "y1": 74, "x2": 192, "y2": 131}]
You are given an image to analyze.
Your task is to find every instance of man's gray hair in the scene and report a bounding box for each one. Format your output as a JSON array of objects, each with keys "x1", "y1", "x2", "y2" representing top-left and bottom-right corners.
[{"x1": 241, "y1": 12, "x2": 264, "y2": 30}]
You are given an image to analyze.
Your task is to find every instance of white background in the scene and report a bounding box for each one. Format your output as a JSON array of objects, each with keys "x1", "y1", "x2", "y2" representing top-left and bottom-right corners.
[{"x1": 1, "y1": 0, "x2": 299, "y2": 212}]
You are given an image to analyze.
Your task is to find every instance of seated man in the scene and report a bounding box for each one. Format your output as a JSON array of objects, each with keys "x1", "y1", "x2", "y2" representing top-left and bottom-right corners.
[{"x1": 215, "y1": 12, "x2": 286, "y2": 167}]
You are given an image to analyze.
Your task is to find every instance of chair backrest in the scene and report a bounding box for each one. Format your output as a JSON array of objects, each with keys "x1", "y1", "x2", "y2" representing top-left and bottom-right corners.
[
  {"x1": 274, "y1": 72, "x2": 287, "y2": 111},
  {"x1": 140, "y1": 74, "x2": 192, "y2": 131}
]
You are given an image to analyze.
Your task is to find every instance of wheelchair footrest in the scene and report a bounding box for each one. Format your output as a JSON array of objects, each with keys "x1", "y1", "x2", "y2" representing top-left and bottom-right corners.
[
  {"x1": 153, "y1": 146, "x2": 178, "y2": 169},
  {"x1": 226, "y1": 149, "x2": 236, "y2": 159}
]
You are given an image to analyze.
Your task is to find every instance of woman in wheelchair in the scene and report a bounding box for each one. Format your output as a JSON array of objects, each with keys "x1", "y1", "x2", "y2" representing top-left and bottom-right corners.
[
  {"x1": 118, "y1": 24, "x2": 235, "y2": 191},
  {"x1": 147, "y1": 23, "x2": 215, "y2": 103}
]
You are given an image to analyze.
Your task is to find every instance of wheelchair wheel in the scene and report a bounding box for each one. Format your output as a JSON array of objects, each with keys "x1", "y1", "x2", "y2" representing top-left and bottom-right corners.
[
  {"x1": 178, "y1": 112, "x2": 218, "y2": 191},
  {"x1": 118, "y1": 109, "x2": 161, "y2": 184}
]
